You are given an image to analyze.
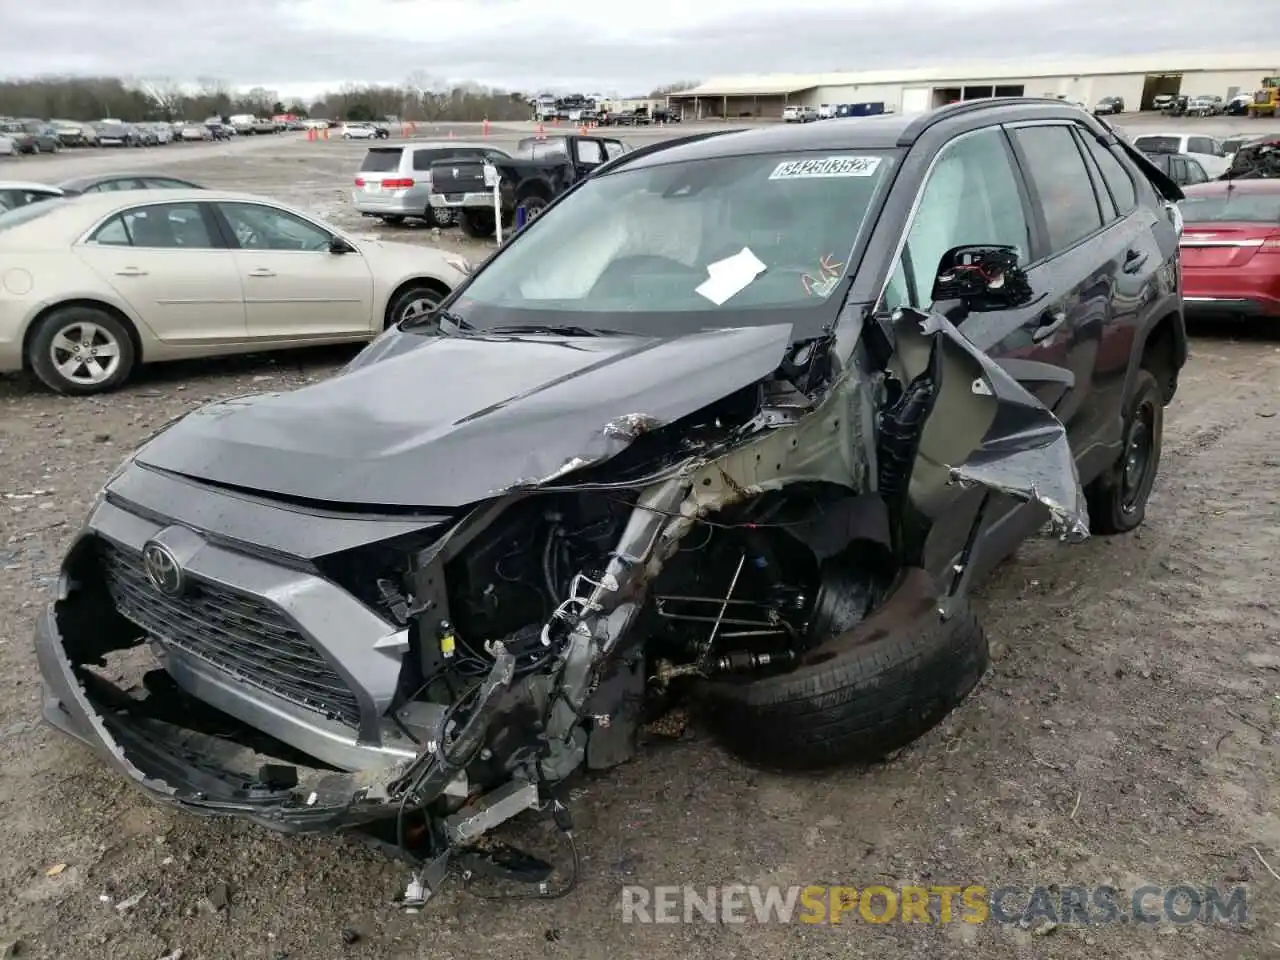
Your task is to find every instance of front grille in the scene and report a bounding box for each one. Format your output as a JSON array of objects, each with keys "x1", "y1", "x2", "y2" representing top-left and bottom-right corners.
[{"x1": 97, "y1": 538, "x2": 362, "y2": 729}]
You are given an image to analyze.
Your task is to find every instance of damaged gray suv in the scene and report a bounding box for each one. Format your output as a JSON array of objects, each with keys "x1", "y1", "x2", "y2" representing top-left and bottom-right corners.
[{"x1": 36, "y1": 98, "x2": 1187, "y2": 902}]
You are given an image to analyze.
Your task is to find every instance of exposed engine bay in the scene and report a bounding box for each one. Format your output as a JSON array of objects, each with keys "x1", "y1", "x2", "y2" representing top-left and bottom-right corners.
[{"x1": 41, "y1": 307, "x2": 1092, "y2": 906}]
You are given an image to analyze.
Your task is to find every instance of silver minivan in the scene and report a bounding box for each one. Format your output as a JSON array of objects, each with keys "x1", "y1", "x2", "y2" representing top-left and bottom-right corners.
[{"x1": 352, "y1": 141, "x2": 510, "y2": 227}]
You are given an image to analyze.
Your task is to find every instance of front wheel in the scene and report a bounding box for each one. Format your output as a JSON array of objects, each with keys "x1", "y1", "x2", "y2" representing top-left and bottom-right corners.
[
  {"x1": 697, "y1": 571, "x2": 989, "y2": 770},
  {"x1": 515, "y1": 194, "x2": 549, "y2": 228},
  {"x1": 28, "y1": 306, "x2": 136, "y2": 395},
  {"x1": 1084, "y1": 369, "x2": 1163, "y2": 534},
  {"x1": 386, "y1": 283, "x2": 447, "y2": 328}
]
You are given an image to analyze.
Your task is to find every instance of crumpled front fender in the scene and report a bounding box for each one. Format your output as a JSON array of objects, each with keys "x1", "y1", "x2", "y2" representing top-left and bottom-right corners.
[{"x1": 890, "y1": 308, "x2": 1090, "y2": 541}]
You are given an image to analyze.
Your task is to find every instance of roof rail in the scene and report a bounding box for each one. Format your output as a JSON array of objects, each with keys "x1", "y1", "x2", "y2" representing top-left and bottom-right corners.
[
  {"x1": 896, "y1": 96, "x2": 1087, "y2": 146},
  {"x1": 591, "y1": 128, "x2": 742, "y2": 176}
]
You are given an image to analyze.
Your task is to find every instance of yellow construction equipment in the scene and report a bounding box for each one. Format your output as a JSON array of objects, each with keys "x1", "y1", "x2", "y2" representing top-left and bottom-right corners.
[{"x1": 1247, "y1": 77, "x2": 1280, "y2": 118}]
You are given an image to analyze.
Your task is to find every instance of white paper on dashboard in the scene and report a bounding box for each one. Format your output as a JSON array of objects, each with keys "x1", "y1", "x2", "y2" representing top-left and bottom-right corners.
[{"x1": 695, "y1": 247, "x2": 767, "y2": 305}]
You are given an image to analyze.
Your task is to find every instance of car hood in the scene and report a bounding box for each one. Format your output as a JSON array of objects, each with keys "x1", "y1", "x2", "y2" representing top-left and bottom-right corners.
[{"x1": 133, "y1": 323, "x2": 796, "y2": 508}]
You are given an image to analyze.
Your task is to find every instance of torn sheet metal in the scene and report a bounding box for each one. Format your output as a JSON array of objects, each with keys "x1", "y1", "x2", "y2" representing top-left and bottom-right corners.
[
  {"x1": 890, "y1": 308, "x2": 1089, "y2": 541},
  {"x1": 131, "y1": 323, "x2": 797, "y2": 508}
]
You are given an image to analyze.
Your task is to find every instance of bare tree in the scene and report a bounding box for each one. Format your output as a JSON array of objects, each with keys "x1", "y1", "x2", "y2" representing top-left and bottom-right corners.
[
  {"x1": 0, "y1": 74, "x2": 613, "y2": 124},
  {"x1": 135, "y1": 77, "x2": 186, "y2": 119}
]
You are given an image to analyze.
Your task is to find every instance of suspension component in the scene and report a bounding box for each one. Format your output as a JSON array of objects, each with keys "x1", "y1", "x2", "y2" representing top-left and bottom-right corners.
[{"x1": 655, "y1": 649, "x2": 796, "y2": 686}]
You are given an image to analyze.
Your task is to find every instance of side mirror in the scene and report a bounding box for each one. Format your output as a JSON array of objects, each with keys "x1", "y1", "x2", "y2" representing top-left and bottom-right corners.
[
  {"x1": 931, "y1": 244, "x2": 1034, "y2": 313},
  {"x1": 329, "y1": 236, "x2": 355, "y2": 254}
]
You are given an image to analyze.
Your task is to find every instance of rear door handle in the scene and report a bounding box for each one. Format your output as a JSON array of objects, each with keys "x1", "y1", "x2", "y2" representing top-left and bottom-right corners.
[
  {"x1": 1122, "y1": 249, "x2": 1149, "y2": 273},
  {"x1": 1031, "y1": 309, "x2": 1067, "y2": 342},
  {"x1": 113, "y1": 267, "x2": 147, "y2": 276},
  {"x1": 247, "y1": 268, "x2": 276, "y2": 277}
]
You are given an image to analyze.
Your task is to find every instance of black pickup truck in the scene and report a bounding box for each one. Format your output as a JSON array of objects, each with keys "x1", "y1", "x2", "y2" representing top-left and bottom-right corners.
[{"x1": 427, "y1": 134, "x2": 629, "y2": 238}]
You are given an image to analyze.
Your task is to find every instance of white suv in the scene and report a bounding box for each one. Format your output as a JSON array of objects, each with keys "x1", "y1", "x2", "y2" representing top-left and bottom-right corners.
[{"x1": 341, "y1": 122, "x2": 388, "y2": 140}]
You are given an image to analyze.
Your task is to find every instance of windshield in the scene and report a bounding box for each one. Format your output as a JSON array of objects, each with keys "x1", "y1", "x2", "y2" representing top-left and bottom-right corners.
[
  {"x1": 1180, "y1": 190, "x2": 1280, "y2": 224},
  {"x1": 454, "y1": 149, "x2": 897, "y2": 334},
  {"x1": 0, "y1": 197, "x2": 68, "y2": 233}
]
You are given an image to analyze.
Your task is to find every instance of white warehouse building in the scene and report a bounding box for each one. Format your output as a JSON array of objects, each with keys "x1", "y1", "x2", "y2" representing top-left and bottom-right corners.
[{"x1": 667, "y1": 52, "x2": 1279, "y2": 119}]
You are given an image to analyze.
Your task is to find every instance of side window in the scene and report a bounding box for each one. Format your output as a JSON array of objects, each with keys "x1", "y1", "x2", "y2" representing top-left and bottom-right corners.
[
  {"x1": 1073, "y1": 130, "x2": 1117, "y2": 222},
  {"x1": 142, "y1": 178, "x2": 190, "y2": 189},
  {"x1": 1187, "y1": 136, "x2": 1214, "y2": 156},
  {"x1": 881, "y1": 128, "x2": 1032, "y2": 310},
  {"x1": 1079, "y1": 135, "x2": 1137, "y2": 213},
  {"x1": 603, "y1": 140, "x2": 626, "y2": 159},
  {"x1": 412, "y1": 150, "x2": 440, "y2": 170},
  {"x1": 90, "y1": 215, "x2": 131, "y2": 245},
  {"x1": 1186, "y1": 159, "x2": 1207, "y2": 184},
  {"x1": 117, "y1": 203, "x2": 214, "y2": 248},
  {"x1": 1170, "y1": 158, "x2": 1187, "y2": 184},
  {"x1": 1011, "y1": 125, "x2": 1104, "y2": 254},
  {"x1": 220, "y1": 202, "x2": 332, "y2": 251},
  {"x1": 574, "y1": 139, "x2": 605, "y2": 165}
]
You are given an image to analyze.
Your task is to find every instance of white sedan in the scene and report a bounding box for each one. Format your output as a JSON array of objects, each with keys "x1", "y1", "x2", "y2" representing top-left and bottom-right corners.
[
  {"x1": 0, "y1": 181, "x2": 64, "y2": 212},
  {"x1": 0, "y1": 135, "x2": 14, "y2": 157},
  {"x1": 0, "y1": 190, "x2": 469, "y2": 394}
]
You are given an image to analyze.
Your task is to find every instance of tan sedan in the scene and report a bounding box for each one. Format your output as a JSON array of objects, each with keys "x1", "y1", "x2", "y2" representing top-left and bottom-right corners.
[{"x1": 0, "y1": 190, "x2": 470, "y2": 394}]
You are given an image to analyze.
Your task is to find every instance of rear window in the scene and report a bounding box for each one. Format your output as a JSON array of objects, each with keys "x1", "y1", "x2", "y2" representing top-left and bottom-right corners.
[
  {"x1": 412, "y1": 148, "x2": 483, "y2": 170},
  {"x1": 516, "y1": 139, "x2": 567, "y2": 159},
  {"x1": 1179, "y1": 190, "x2": 1280, "y2": 224},
  {"x1": 0, "y1": 198, "x2": 68, "y2": 233},
  {"x1": 360, "y1": 148, "x2": 403, "y2": 172},
  {"x1": 1133, "y1": 136, "x2": 1181, "y2": 154}
]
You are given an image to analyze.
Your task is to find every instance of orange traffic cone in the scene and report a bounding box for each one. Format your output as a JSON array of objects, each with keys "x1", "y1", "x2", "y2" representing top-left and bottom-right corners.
[
  {"x1": 536, "y1": 122, "x2": 545, "y2": 139},
  {"x1": 306, "y1": 127, "x2": 315, "y2": 141},
  {"x1": 322, "y1": 127, "x2": 329, "y2": 139},
  {"x1": 448, "y1": 129, "x2": 455, "y2": 139},
  {"x1": 482, "y1": 118, "x2": 490, "y2": 138}
]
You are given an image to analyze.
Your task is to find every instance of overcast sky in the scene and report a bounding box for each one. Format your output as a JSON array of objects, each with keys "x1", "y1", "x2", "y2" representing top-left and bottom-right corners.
[{"x1": 4, "y1": 0, "x2": 1270, "y2": 99}]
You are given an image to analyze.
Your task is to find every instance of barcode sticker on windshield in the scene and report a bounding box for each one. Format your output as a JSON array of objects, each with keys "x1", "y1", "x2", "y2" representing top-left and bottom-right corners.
[{"x1": 768, "y1": 156, "x2": 881, "y2": 179}]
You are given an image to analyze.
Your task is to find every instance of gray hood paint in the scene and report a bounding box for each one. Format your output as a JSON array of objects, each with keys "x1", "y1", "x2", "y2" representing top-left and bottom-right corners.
[{"x1": 134, "y1": 324, "x2": 796, "y2": 508}]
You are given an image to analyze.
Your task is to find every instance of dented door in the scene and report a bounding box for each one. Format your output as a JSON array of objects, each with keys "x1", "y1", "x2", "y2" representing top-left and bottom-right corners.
[{"x1": 887, "y1": 308, "x2": 1089, "y2": 584}]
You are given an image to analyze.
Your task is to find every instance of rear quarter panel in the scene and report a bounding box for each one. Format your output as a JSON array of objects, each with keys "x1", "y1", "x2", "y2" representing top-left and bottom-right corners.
[{"x1": 0, "y1": 250, "x2": 161, "y2": 370}]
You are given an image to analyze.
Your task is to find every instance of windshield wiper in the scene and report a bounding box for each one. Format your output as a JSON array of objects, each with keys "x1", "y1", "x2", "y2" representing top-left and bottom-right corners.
[
  {"x1": 481, "y1": 323, "x2": 624, "y2": 337},
  {"x1": 400, "y1": 308, "x2": 470, "y2": 331}
]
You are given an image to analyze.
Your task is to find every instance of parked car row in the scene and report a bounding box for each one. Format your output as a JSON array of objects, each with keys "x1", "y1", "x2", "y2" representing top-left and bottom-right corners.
[
  {"x1": 0, "y1": 117, "x2": 191, "y2": 154},
  {"x1": 350, "y1": 133, "x2": 632, "y2": 239}
]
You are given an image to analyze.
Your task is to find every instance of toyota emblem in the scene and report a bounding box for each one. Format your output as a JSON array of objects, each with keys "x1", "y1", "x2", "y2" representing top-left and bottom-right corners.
[
  {"x1": 452, "y1": 167, "x2": 459, "y2": 178},
  {"x1": 142, "y1": 541, "x2": 185, "y2": 597}
]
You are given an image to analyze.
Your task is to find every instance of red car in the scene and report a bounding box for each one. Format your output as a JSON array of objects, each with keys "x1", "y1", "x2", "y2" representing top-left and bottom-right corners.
[{"x1": 1179, "y1": 179, "x2": 1280, "y2": 319}]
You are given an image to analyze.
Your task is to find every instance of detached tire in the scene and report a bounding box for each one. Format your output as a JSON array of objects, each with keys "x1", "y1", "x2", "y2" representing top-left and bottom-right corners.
[
  {"x1": 1084, "y1": 369, "x2": 1163, "y2": 535},
  {"x1": 698, "y1": 578, "x2": 988, "y2": 770},
  {"x1": 28, "y1": 305, "x2": 136, "y2": 395}
]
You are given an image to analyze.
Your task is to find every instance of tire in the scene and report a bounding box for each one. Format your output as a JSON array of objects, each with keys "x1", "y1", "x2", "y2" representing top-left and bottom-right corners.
[
  {"x1": 459, "y1": 209, "x2": 496, "y2": 239},
  {"x1": 425, "y1": 207, "x2": 457, "y2": 228},
  {"x1": 1084, "y1": 369, "x2": 1163, "y2": 535},
  {"x1": 697, "y1": 572, "x2": 988, "y2": 770},
  {"x1": 28, "y1": 306, "x2": 136, "y2": 395},
  {"x1": 515, "y1": 194, "x2": 549, "y2": 228},
  {"x1": 379, "y1": 215, "x2": 405, "y2": 226},
  {"x1": 386, "y1": 282, "x2": 448, "y2": 328}
]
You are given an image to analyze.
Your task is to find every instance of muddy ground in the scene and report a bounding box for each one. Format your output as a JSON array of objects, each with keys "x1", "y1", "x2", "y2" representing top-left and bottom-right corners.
[{"x1": 1, "y1": 121, "x2": 1278, "y2": 960}]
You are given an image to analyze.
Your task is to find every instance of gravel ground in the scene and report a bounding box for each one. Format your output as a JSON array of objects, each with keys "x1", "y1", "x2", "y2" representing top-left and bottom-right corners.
[{"x1": 1, "y1": 119, "x2": 1278, "y2": 960}]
